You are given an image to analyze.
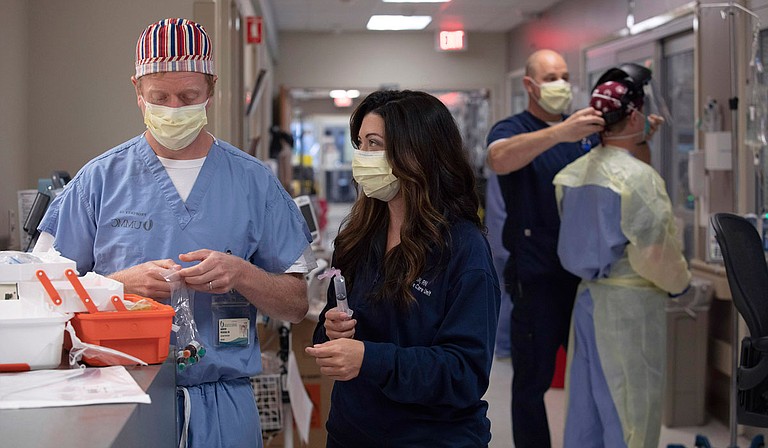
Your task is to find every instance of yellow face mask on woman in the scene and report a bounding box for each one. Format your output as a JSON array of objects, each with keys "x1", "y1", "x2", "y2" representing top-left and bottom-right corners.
[
  {"x1": 352, "y1": 150, "x2": 401, "y2": 202},
  {"x1": 142, "y1": 98, "x2": 208, "y2": 150}
]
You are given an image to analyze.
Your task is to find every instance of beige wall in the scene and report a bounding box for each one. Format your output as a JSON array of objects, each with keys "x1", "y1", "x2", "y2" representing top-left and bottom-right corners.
[
  {"x1": 0, "y1": 0, "x2": 29, "y2": 248},
  {"x1": 26, "y1": 0, "x2": 195, "y2": 181},
  {"x1": 0, "y1": 0, "x2": 193, "y2": 248},
  {"x1": 754, "y1": 0, "x2": 768, "y2": 21},
  {"x1": 274, "y1": 31, "x2": 508, "y2": 122}
]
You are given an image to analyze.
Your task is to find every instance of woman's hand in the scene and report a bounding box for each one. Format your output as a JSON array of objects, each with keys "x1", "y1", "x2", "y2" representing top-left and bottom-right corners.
[
  {"x1": 323, "y1": 308, "x2": 356, "y2": 340},
  {"x1": 305, "y1": 338, "x2": 365, "y2": 381}
]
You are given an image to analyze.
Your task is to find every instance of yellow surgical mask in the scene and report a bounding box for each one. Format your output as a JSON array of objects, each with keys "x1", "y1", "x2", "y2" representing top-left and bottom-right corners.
[
  {"x1": 352, "y1": 150, "x2": 400, "y2": 202},
  {"x1": 142, "y1": 98, "x2": 209, "y2": 151},
  {"x1": 533, "y1": 79, "x2": 572, "y2": 115}
]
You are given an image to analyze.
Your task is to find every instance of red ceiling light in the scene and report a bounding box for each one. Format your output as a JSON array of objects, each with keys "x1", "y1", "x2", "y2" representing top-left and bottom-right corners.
[{"x1": 333, "y1": 97, "x2": 353, "y2": 107}]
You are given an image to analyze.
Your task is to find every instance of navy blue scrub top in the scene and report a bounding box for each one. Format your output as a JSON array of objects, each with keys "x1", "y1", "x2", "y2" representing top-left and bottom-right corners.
[{"x1": 486, "y1": 110, "x2": 599, "y2": 284}]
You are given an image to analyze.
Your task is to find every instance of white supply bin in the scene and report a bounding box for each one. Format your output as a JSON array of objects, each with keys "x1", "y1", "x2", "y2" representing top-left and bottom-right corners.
[
  {"x1": 18, "y1": 272, "x2": 124, "y2": 313},
  {"x1": 0, "y1": 300, "x2": 71, "y2": 371},
  {"x1": 0, "y1": 251, "x2": 77, "y2": 282}
]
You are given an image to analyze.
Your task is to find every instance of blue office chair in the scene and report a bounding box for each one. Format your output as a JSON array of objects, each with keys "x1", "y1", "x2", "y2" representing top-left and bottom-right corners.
[{"x1": 687, "y1": 213, "x2": 768, "y2": 448}]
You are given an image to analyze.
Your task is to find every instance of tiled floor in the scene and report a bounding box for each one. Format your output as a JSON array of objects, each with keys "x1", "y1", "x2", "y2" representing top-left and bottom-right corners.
[{"x1": 483, "y1": 357, "x2": 755, "y2": 448}]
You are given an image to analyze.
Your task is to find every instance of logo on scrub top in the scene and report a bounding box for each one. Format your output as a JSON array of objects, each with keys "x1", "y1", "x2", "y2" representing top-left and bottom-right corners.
[
  {"x1": 411, "y1": 277, "x2": 432, "y2": 297},
  {"x1": 112, "y1": 210, "x2": 153, "y2": 231}
]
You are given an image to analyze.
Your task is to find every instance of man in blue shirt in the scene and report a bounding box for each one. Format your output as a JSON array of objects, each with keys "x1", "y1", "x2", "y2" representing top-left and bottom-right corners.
[
  {"x1": 485, "y1": 49, "x2": 604, "y2": 448},
  {"x1": 37, "y1": 18, "x2": 314, "y2": 448}
]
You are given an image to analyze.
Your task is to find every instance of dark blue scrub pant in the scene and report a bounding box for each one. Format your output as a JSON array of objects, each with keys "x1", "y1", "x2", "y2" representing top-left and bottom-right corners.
[{"x1": 510, "y1": 278, "x2": 579, "y2": 448}]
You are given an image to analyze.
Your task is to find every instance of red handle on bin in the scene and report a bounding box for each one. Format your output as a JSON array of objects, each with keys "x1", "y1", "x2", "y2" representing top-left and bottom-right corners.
[
  {"x1": 111, "y1": 295, "x2": 128, "y2": 311},
  {"x1": 65, "y1": 269, "x2": 99, "y2": 314},
  {"x1": 35, "y1": 270, "x2": 62, "y2": 307}
]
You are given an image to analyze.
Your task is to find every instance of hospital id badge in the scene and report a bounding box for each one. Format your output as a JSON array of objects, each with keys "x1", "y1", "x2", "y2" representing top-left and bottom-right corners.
[{"x1": 211, "y1": 291, "x2": 252, "y2": 347}]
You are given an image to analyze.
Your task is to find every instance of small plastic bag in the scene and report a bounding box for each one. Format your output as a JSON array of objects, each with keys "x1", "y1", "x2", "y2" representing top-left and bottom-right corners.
[
  {"x1": 126, "y1": 298, "x2": 153, "y2": 311},
  {"x1": 0, "y1": 251, "x2": 42, "y2": 265},
  {"x1": 161, "y1": 269, "x2": 207, "y2": 372},
  {"x1": 66, "y1": 322, "x2": 148, "y2": 367}
]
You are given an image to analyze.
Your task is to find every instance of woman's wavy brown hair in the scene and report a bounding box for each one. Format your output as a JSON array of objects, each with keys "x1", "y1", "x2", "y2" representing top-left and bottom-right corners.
[{"x1": 334, "y1": 90, "x2": 482, "y2": 311}]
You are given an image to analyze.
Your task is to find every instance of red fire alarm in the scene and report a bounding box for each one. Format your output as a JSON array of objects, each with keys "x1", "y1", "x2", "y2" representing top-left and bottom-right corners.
[{"x1": 246, "y1": 16, "x2": 263, "y2": 44}]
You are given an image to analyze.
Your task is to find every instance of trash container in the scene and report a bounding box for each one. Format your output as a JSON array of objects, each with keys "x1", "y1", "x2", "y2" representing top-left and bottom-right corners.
[{"x1": 664, "y1": 276, "x2": 714, "y2": 427}]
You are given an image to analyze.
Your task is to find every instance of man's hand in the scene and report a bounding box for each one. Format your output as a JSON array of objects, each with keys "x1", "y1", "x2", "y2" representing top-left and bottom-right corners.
[
  {"x1": 108, "y1": 259, "x2": 180, "y2": 300},
  {"x1": 487, "y1": 106, "x2": 605, "y2": 174},
  {"x1": 553, "y1": 107, "x2": 605, "y2": 142},
  {"x1": 176, "y1": 249, "x2": 248, "y2": 293},
  {"x1": 174, "y1": 249, "x2": 307, "y2": 322},
  {"x1": 305, "y1": 338, "x2": 365, "y2": 381}
]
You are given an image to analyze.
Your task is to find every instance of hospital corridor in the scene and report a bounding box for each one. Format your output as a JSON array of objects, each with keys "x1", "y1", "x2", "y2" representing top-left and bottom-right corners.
[{"x1": 4, "y1": 0, "x2": 768, "y2": 447}]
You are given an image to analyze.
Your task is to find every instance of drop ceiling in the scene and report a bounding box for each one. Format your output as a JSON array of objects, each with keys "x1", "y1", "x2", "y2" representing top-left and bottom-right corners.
[{"x1": 265, "y1": 0, "x2": 563, "y2": 33}]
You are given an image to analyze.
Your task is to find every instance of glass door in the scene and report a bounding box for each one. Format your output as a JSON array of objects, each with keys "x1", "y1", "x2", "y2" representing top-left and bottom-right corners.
[{"x1": 661, "y1": 32, "x2": 695, "y2": 259}]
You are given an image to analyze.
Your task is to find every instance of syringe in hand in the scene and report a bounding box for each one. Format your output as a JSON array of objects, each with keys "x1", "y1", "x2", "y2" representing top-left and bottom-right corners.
[
  {"x1": 333, "y1": 274, "x2": 353, "y2": 317},
  {"x1": 318, "y1": 267, "x2": 354, "y2": 317}
]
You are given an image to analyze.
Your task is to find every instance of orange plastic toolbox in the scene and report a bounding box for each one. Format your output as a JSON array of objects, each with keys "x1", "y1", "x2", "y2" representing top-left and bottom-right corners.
[{"x1": 70, "y1": 294, "x2": 175, "y2": 366}]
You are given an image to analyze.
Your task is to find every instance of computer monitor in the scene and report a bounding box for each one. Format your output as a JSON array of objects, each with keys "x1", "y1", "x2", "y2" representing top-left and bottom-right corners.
[{"x1": 293, "y1": 195, "x2": 319, "y2": 243}]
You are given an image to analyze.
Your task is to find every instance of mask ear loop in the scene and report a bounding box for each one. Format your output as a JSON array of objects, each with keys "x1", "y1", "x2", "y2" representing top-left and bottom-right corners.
[
  {"x1": 597, "y1": 100, "x2": 644, "y2": 141},
  {"x1": 602, "y1": 108, "x2": 647, "y2": 143},
  {"x1": 523, "y1": 76, "x2": 539, "y2": 100}
]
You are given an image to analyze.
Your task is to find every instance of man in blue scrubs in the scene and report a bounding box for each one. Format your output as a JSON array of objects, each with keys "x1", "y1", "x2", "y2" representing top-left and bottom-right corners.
[
  {"x1": 485, "y1": 49, "x2": 604, "y2": 448},
  {"x1": 36, "y1": 18, "x2": 314, "y2": 448}
]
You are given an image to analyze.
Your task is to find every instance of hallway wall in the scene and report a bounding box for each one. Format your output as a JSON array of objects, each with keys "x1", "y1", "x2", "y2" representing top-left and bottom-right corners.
[
  {"x1": 274, "y1": 31, "x2": 508, "y2": 122},
  {"x1": 25, "y1": 0, "x2": 195, "y2": 181},
  {"x1": 0, "y1": 0, "x2": 29, "y2": 248},
  {"x1": 0, "y1": 0, "x2": 193, "y2": 248}
]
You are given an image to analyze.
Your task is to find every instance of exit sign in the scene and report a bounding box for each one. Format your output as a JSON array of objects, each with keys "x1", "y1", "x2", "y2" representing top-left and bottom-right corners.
[{"x1": 437, "y1": 30, "x2": 466, "y2": 52}]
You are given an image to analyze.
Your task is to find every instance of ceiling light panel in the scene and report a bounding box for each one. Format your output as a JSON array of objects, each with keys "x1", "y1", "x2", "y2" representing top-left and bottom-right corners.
[{"x1": 367, "y1": 15, "x2": 432, "y2": 30}]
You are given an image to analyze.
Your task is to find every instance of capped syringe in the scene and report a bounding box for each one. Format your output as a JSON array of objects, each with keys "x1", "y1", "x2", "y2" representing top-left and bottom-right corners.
[
  {"x1": 319, "y1": 267, "x2": 354, "y2": 317},
  {"x1": 332, "y1": 273, "x2": 353, "y2": 317}
]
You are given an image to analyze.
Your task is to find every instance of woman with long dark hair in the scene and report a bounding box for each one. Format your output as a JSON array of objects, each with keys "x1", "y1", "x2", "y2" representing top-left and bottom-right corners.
[{"x1": 306, "y1": 90, "x2": 500, "y2": 447}]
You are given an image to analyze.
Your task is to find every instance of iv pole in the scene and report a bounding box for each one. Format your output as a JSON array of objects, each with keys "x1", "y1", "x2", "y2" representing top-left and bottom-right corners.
[{"x1": 697, "y1": 3, "x2": 760, "y2": 447}]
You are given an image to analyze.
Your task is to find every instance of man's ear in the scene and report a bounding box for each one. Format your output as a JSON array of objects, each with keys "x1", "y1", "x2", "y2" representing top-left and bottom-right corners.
[
  {"x1": 523, "y1": 76, "x2": 535, "y2": 95},
  {"x1": 131, "y1": 76, "x2": 142, "y2": 106}
]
